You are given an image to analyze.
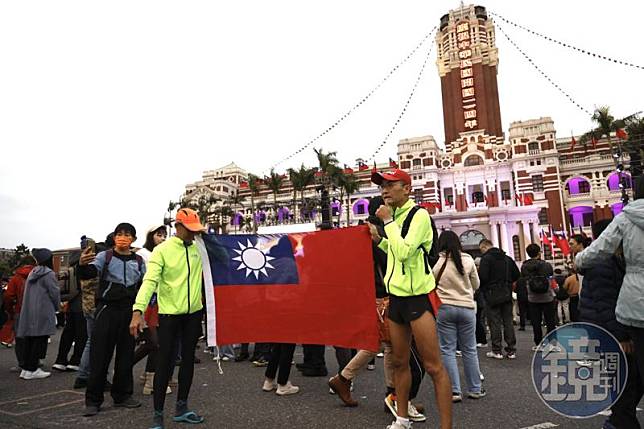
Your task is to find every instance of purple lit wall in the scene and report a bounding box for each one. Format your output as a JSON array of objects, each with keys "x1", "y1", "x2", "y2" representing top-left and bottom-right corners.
[
  {"x1": 611, "y1": 203, "x2": 624, "y2": 216},
  {"x1": 607, "y1": 173, "x2": 632, "y2": 191},
  {"x1": 568, "y1": 206, "x2": 593, "y2": 228},
  {"x1": 353, "y1": 199, "x2": 369, "y2": 215},
  {"x1": 566, "y1": 177, "x2": 591, "y2": 195},
  {"x1": 277, "y1": 207, "x2": 290, "y2": 222},
  {"x1": 231, "y1": 212, "x2": 243, "y2": 226}
]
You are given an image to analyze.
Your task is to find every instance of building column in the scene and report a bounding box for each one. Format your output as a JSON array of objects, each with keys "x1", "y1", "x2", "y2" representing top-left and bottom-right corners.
[
  {"x1": 530, "y1": 222, "x2": 539, "y2": 245},
  {"x1": 522, "y1": 221, "x2": 533, "y2": 245},
  {"x1": 490, "y1": 222, "x2": 499, "y2": 248},
  {"x1": 499, "y1": 221, "x2": 509, "y2": 253}
]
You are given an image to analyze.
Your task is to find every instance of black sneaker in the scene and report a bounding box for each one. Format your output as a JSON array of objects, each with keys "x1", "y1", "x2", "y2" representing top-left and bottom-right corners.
[
  {"x1": 83, "y1": 405, "x2": 99, "y2": 416},
  {"x1": 114, "y1": 397, "x2": 141, "y2": 409},
  {"x1": 74, "y1": 378, "x2": 88, "y2": 389}
]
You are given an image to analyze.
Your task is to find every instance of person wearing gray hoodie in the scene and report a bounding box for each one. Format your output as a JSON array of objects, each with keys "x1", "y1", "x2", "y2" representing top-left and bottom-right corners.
[
  {"x1": 16, "y1": 248, "x2": 61, "y2": 380},
  {"x1": 576, "y1": 177, "x2": 644, "y2": 390}
]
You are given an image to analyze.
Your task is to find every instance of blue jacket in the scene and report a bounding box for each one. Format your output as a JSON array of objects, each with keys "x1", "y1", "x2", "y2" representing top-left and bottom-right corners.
[{"x1": 79, "y1": 250, "x2": 145, "y2": 307}]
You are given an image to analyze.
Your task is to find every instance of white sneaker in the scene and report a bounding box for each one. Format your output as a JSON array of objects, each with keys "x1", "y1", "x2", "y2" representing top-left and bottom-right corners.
[
  {"x1": 52, "y1": 364, "x2": 67, "y2": 371},
  {"x1": 221, "y1": 356, "x2": 231, "y2": 362},
  {"x1": 486, "y1": 351, "x2": 503, "y2": 360},
  {"x1": 262, "y1": 378, "x2": 277, "y2": 392},
  {"x1": 480, "y1": 372, "x2": 485, "y2": 382},
  {"x1": 408, "y1": 403, "x2": 426, "y2": 422},
  {"x1": 476, "y1": 343, "x2": 488, "y2": 348},
  {"x1": 23, "y1": 368, "x2": 51, "y2": 380},
  {"x1": 276, "y1": 381, "x2": 299, "y2": 396},
  {"x1": 19, "y1": 370, "x2": 27, "y2": 379},
  {"x1": 386, "y1": 420, "x2": 411, "y2": 429},
  {"x1": 455, "y1": 350, "x2": 462, "y2": 357},
  {"x1": 66, "y1": 365, "x2": 79, "y2": 371},
  {"x1": 377, "y1": 352, "x2": 384, "y2": 358}
]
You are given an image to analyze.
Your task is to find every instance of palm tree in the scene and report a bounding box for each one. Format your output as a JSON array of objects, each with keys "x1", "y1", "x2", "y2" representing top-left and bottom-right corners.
[
  {"x1": 625, "y1": 116, "x2": 644, "y2": 178},
  {"x1": 314, "y1": 147, "x2": 340, "y2": 176},
  {"x1": 341, "y1": 173, "x2": 361, "y2": 226},
  {"x1": 288, "y1": 164, "x2": 316, "y2": 221},
  {"x1": 227, "y1": 193, "x2": 245, "y2": 233},
  {"x1": 267, "y1": 169, "x2": 284, "y2": 220},
  {"x1": 247, "y1": 174, "x2": 261, "y2": 233}
]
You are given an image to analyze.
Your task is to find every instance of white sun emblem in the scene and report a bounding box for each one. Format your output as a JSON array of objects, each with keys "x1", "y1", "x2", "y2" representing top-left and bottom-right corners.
[{"x1": 232, "y1": 239, "x2": 276, "y2": 279}]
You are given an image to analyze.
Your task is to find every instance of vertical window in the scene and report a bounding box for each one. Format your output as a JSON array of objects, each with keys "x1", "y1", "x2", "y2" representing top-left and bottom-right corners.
[
  {"x1": 512, "y1": 235, "x2": 522, "y2": 262},
  {"x1": 532, "y1": 175, "x2": 544, "y2": 193}
]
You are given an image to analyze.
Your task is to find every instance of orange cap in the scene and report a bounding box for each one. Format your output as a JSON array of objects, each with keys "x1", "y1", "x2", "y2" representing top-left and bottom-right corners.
[{"x1": 175, "y1": 208, "x2": 206, "y2": 232}]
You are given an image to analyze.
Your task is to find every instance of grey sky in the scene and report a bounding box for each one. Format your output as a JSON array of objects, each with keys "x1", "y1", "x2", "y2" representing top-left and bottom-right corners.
[{"x1": 1, "y1": 0, "x2": 642, "y2": 250}]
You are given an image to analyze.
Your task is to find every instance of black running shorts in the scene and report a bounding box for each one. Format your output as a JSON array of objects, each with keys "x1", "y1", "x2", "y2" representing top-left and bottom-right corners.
[{"x1": 387, "y1": 294, "x2": 435, "y2": 325}]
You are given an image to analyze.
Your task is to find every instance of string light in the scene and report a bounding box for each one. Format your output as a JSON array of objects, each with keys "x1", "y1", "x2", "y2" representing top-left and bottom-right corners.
[
  {"x1": 367, "y1": 32, "x2": 435, "y2": 163},
  {"x1": 496, "y1": 23, "x2": 592, "y2": 117},
  {"x1": 268, "y1": 26, "x2": 438, "y2": 172},
  {"x1": 490, "y1": 11, "x2": 644, "y2": 71}
]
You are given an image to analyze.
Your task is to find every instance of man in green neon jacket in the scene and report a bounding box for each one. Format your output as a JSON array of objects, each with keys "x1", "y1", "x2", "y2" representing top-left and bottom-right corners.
[
  {"x1": 368, "y1": 169, "x2": 452, "y2": 429},
  {"x1": 130, "y1": 208, "x2": 206, "y2": 429}
]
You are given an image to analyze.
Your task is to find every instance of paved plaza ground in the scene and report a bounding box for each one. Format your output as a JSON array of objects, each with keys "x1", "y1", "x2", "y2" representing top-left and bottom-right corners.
[{"x1": 0, "y1": 326, "x2": 641, "y2": 428}]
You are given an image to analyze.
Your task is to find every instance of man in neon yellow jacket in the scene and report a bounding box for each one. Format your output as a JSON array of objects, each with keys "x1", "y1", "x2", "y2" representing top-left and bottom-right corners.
[
  {"x1": 130, "y1": 208, "x2": 206, "y2": 429},
  {"x1": 368, "y1": 169, "x2": 452, "y2": 429}
]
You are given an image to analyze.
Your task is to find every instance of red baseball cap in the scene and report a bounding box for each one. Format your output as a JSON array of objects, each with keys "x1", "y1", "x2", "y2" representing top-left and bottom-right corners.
[
  {"x1": 371, "y1": 169, "x2": 411, "y2": 186},
  {"x1": 175, "y1": 208, "x2": 207, "y2": 232}
]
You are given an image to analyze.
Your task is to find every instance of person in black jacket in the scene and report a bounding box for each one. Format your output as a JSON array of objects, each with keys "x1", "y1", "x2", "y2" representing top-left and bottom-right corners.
[
  {"x1": 579, "y1": 219, "x2": 643, "y2": 429},
  {"x1": 519, "y1": 244, "x2": 555, "y2": 349},
  {"x1": 478, "y1": 239, "x2": 521, "y2": 359}
]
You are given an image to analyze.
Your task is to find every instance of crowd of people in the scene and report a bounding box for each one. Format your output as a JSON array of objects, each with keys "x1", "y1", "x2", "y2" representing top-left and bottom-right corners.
[{"x1": 1, "y1": 171, "x2": 643, "y2": 429}]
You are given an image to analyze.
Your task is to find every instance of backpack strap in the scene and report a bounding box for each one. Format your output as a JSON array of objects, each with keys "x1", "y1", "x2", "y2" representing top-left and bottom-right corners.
[
  {"x1": 101, "y1": 250, "x2": 113, "y2": 283},
  {"x1": 400, "y1": 205, "x2": 433, "y2": 275}
]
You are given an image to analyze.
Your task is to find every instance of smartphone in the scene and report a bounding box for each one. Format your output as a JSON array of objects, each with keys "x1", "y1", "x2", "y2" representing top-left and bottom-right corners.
[{"x1": 86, "y1": 238, "x2": 96, "y2": 253}]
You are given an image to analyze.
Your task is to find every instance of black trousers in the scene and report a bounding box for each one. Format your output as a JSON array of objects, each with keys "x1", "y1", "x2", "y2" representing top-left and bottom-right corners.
[
  {"x1": 134, "y1": 327, "x2": 160, "y2": 373},
  {"x1": 609, "y1": 349, "x2": 644, "y2": 429},
  {"x1": 23, "y1": 336, "x2": 48, "y2": 371},
  {"x1": 518, "y1": 300, "x2": 529, "y2": 329},
  {"x1": 569, "y1": 296, "x2": 580, "y2": 322},
  {"x1": 153, "y1": 311, "x2": 203, "y2": 412},
  {"x1": 265, "y1": 343, "x2": 296, "y2": 385},
  {"x1": 528, "y1": 302, "x2": 557, "y2": 346},
  {"x1": 86, "y1": 305, "x2": 135, "y2": 406},
  {"x1": 486, "y1": 301, "x2": 516, "y2": 354},
  {"x1": 475, "y1": 304, "x2": 487, "y2": 344},
  {"x1": 302, "y1": 344, "x2": 326, "y2": 369},
  {"x1": 55, "y1": 311, "x2": 87, "y2": 366},
  {"x1": 14, "y1": 336, "x2": 26, "y2": 369},
  {"x1": 409, "y1": 340, "x2": 424, "y2": 401}
]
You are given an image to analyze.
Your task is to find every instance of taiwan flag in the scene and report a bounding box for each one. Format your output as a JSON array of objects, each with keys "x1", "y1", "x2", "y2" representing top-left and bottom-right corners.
[{"x1": 196, "y1": 226, "x2": 379, "y2": 352}]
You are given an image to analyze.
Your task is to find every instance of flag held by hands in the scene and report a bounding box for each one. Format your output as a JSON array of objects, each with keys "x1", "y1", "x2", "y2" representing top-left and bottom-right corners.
[{"x1": 197, "y1": 227, "x2": 379, "y2": 352}]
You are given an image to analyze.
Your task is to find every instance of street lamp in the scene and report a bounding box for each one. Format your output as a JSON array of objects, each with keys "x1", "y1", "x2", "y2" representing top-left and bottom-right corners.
[{"x1": 315, "y1": 173, "x2": 333, "y2": 230}]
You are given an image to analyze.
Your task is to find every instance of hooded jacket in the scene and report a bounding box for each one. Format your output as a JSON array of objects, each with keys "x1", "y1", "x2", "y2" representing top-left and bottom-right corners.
[
  {"x1": 377, "y1": 199, "x2": 435, "y2": 297},
  {"x1": 16, "y1": 266, "x2": 60, "y2": 338},
  {"x1": 519, "y1": 258, "x2": 555, "y2": 304},
  {"x1": 134, "y1": 236, "x2": 204, "y2": 315},
  {"x1": 3, "y1": 265, "x2": 34, "y2": 318},
  {"x1": 478, "y1": 247, "x2": 520, "y2": 293},
  {"x1": 576, "y1": 199, "x2": 644, "y2": 328}
]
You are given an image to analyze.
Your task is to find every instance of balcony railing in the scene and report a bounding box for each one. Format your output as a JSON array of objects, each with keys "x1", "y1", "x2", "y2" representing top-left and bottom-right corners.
[
  {"x1": 528, "y1": 149, "x2": 540, "y2": 155},
  {"x1": 560, "y1": 154, "x2": 615, "y2": 166},
  {"x1": 565, "y1": 191, "x2": 592, "y2": 201}
]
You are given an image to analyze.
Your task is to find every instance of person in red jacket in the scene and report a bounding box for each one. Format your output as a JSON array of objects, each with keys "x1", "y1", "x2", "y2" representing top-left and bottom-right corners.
[{"x1": 3, "y1": 255, "x2": 36, "y2": 370}]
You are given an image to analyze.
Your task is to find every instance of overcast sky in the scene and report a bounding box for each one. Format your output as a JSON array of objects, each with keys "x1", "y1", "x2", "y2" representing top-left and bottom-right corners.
[{"x1": 1, "y1": 1, "x2": 642, "y2": 250}]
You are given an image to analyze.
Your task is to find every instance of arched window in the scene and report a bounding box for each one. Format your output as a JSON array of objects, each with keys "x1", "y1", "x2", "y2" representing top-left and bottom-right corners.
[
  {"x1": 353, "y1": 199, "x2": 369, "y2": 215},
  {"x1": 565, "y1": 177, "x2": 591, "y2": 196},
  {"x1": 464, "y1": 155, "x2": 483, "y2": 167},
  {"x1": 528, "y1": 142, "x2": 540, "y2": 153}
]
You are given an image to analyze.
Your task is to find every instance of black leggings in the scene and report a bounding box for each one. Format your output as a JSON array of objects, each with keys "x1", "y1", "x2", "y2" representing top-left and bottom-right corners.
[
  {"x1": 153, "y1": 311, "x2": 203, "y2": 412},
  {"x1": 133, "y1": 327, "x2": 159, "y2": 372},
  {"x1": 265, "y1": 343, "x2": 296, "y2": 385}
]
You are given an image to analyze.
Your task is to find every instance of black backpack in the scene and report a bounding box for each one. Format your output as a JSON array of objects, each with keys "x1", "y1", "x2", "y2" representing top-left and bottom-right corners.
[
  {"x1": 400, "y1": 206, "x2": 440, "y2": 273},
  {"x1": 528, "y1": 275, "x2": 550, "y2": 294}
]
